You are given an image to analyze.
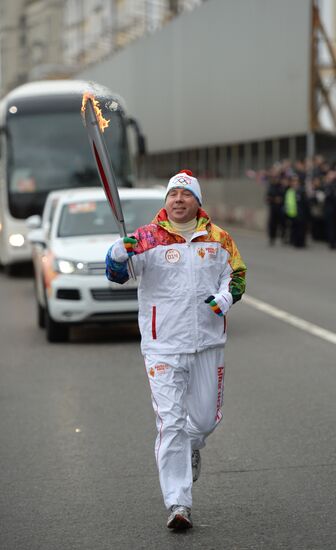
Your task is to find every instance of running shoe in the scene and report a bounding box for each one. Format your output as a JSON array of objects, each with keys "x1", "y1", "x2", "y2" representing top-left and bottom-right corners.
[{"x1": 167, "y1": 505, "x2": 193, "y2": 530}]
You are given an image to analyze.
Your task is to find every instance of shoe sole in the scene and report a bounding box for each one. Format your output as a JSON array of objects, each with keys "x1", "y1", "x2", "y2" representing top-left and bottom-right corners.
[{"x1": 167, "y1": 514, "x2": 193, "y2": 530}]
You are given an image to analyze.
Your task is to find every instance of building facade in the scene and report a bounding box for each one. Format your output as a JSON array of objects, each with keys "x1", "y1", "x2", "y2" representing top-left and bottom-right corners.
[{"x1": 0, "y1": 0, "x2": 204, "y2": 96}]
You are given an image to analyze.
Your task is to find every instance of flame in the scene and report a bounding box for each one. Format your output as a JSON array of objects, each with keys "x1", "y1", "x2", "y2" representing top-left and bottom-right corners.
[{"x1": 81, "y1": 92, "x2": 110, "y2": 132}]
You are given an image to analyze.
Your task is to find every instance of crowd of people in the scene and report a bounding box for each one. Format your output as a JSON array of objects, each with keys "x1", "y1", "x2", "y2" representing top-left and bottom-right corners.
[{"x1": 247, "y1": 156, "x2": 336, "y2": 249}]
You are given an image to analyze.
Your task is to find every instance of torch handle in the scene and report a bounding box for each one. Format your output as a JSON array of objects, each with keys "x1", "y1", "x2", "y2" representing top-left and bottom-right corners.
[{"x1": 120, "y1": 222, "x2": 137, "y2": 281}]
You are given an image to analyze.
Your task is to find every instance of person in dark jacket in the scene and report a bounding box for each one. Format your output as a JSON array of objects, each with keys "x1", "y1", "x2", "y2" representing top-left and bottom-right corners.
[
  {"x1": 266, "y1": 174, "x2": 286, "y2": 245},
  {"x1": 284, "y1": 175, "x2": 309, "y2": 248},
  {"x1": 309, "y1": 177, "x2": 326, "y2": 241}
]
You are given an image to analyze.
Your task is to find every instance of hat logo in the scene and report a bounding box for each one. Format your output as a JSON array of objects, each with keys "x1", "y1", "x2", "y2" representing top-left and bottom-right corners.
[
  {"x1": 165, "y1": 249, "x2": 181, "y2": 263},
  {"x1": 174, "y1": 176, "x2": 192, "y2": 186}
]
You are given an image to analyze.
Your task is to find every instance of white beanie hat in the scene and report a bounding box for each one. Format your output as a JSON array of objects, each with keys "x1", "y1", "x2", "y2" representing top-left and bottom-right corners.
[{"x1": 166, "y1": 169, "x2": 202, "y2": 205}]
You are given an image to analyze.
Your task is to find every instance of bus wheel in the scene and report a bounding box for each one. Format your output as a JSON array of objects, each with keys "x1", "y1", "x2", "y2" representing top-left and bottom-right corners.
[
  {"x1": 45, "y1": 309, "x2": 69, "y2": 343},
  {"x1": 4, "y1": 264, "x2": 19, "y2": 276}
]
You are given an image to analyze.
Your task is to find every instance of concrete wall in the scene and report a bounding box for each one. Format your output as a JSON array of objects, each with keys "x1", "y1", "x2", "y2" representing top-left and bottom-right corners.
[{"x1": 77, "y1": 0, "x2": 311, "y2": 153}]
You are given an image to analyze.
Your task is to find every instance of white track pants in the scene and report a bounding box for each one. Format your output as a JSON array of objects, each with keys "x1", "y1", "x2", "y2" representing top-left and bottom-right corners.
[{"x1": 144, "y1": 347, "x2": 225, "y2": 509}]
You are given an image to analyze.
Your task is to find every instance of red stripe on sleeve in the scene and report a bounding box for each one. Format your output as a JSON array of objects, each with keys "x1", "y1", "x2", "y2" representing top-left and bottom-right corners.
[{"x1": 152, "y1": 306, "x2": 157, "y2": 340}]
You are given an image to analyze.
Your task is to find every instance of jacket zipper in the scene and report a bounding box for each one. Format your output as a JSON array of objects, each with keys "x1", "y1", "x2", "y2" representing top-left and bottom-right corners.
[{"x1": 187, "y1": 241, "x2": 198, "y2": 352}]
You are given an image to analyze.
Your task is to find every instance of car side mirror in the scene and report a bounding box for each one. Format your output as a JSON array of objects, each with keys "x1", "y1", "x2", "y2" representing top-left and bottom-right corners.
[
  {"x1": 137, "y1": 133, "x2": 146, "y2": 156},
  {"x1": 128, "y1": 117, "x2": 147, "y2": 156},
  {"x1": 27, "y1": 228, "x2": 46, "y2": 247}
]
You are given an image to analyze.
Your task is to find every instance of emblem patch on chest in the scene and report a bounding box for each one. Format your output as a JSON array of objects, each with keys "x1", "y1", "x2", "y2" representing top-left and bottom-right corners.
[
  {"x1": 206, "y1": 246, "x2": 217, "y2": 256},
  {"x1": 165, "y1": 249, "x2": 181, "y2": 263},
  {"x1": 197, "y1": 246, "x2": 217, "y2": 258}
]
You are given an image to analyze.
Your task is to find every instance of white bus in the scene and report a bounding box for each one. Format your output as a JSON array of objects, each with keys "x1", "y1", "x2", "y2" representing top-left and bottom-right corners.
[{"x1": 0, "y1": 79, "x2": 145, "y2": 275}]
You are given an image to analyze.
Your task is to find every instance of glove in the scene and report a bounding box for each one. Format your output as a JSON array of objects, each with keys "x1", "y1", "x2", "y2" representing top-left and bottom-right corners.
[
  {"x1": 205, "y1": 295, "x2": 224, "y2": 317},
  {"x1": 109, "y1": 236, "x2": 138, "y2": 263},
  {"x1": 123, "y1": 236, "x2": 138, "y2": 257}
]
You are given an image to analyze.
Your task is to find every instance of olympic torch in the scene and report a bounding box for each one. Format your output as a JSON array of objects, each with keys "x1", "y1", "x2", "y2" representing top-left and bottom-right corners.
[{"x1": 81, "y1": 93, "x2": 136, "y2": 280}]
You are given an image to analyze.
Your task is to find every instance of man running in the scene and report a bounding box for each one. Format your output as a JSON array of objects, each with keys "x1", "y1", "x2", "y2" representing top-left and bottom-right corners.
[{"x1": 106, "y1": 169, "x2": 247, "y2": 529}]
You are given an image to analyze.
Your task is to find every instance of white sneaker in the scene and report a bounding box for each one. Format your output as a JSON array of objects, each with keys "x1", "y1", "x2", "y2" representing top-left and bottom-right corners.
[
  {"x1": 167, "y1": 505, "x2": 193, "y2": 530},
  {"x1": 192, "y1": 449, "x2": 201, "y2": 482}
]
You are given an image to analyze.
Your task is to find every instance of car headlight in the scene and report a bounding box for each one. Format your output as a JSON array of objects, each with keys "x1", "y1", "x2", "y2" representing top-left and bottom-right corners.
[
  {"x1": 9, "y1": 233, "x2": 25, "y2": 247},
  {"x1": 53, "y1": 258, "x2": 88, "y2": 275}
]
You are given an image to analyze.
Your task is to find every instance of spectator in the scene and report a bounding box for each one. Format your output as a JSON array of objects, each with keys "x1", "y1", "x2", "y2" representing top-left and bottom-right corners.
[
  {"x1": 265, "y1": 173, "x2": 286, "y2": 245},
  {"x1": 284, "y1": 175, "x2": 309, "y2": 248},
  {"x1": 246, "y1": 154, "x2": 336, "y2": 248},
  {"x1": 309, "y1": 177, "x2": 326, "y2": 241}
]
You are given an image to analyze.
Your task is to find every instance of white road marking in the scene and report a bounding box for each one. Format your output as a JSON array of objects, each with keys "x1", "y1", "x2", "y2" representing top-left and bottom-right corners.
[{"x1": 243, "y1": 294, "x2": 336, "y2": 345}]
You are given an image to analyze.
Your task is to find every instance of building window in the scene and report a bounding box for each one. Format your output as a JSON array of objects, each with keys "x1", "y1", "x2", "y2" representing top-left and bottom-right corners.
[
  {"x1": 258, "y1": 141, "x2": 266, "y2": 170},
  {"x1": 265, "y1": 140, "x2": 273, "y2": 167},
  {"x1": 279, "y1": 137, "x2": 290, "y2": 161},
  {"x1": 272, "y1": 139, "x2": 280, "y2": 163}
]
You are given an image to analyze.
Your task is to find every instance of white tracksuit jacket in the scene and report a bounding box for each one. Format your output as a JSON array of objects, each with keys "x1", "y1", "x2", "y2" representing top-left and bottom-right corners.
[{"x1": 106, "y1": 208, "x2": 247, "y2": 355}]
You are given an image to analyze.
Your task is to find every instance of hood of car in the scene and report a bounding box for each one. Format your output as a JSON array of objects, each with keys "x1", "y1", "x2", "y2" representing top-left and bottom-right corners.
[{"x1": 51, "y1": 234, "x2": 118, "y2": 263}]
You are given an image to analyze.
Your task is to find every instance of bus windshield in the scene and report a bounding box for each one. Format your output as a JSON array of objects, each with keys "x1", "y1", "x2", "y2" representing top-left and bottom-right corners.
[{"x1": 6, "y1": 109, "x2": 132, "y2": 218}]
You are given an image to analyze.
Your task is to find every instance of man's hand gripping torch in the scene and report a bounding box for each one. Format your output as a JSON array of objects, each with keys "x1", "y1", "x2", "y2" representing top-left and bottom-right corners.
[{"x1": 82, "y1": 95, "x2": 136, "y2": 280}]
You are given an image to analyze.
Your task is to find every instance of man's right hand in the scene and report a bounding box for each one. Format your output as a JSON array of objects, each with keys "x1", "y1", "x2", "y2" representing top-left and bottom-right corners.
[
  {"x1": 109, "y1": 236, "x2": 138, "y2": 263},
  {"x1": 123, "y1": 236, "x2": 138, "y2": 257}
]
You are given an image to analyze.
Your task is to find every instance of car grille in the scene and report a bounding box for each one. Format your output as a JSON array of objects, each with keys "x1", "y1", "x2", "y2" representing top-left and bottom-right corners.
[
  {"x1": 91, "y1": 288, "x2": 138, "y2": 301},
  {"x1": 87, "y1": 262, "x2": 106, "y2": 276}
]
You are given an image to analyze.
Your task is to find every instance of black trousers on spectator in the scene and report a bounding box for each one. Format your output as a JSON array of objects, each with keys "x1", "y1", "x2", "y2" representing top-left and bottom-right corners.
[
  {"x1": 325, "y1": 211, "x2": 336, "y2": 249},
  {"x1": 268, "y1": 206, "x2": 285, "y2": 243},
  {"x1": 290, "y1": 218, "x2": 307, "y2": 248}
]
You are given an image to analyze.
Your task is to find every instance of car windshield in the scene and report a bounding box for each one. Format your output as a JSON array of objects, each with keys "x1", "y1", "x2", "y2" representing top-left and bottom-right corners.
[{"x1": 57, "y1": 198, "x2": 163, "y2": 237}]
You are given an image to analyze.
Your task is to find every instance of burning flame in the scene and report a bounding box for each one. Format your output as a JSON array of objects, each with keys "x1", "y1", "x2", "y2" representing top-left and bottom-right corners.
[{"x1": 81, "y1": 92, "x2": 110, "y2": 132}]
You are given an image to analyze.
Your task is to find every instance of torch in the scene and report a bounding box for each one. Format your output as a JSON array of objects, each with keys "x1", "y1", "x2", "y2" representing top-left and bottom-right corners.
[{"x1": 81, "y1": 93, "x2": 136, "y2": 280}]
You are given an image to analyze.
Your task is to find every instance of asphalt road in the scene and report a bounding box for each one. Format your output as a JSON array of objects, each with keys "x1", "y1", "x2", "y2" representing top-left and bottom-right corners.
[{"x1": 0, "y1": 229, "x2": 335, "y2": 550}]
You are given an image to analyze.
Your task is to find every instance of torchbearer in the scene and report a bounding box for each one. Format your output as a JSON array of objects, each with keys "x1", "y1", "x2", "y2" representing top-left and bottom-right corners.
[
  {"x1": 105, "y1": 169, "x2": 247, "y2": 530},
  {"x1": 82, "y1": 92, "x2": 136, "y2": 279}
]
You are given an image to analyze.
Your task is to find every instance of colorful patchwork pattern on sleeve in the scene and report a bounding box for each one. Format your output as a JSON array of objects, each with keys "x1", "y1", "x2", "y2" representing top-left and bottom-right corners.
[
  {"x1": 211, "y1": 224, "x2": 247, "y2": 303},
  {"x1": 190, "y1": 215, "x2": 246, "y2": 303}
]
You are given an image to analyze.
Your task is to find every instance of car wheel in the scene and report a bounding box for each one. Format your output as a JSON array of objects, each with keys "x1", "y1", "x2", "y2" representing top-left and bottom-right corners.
[
  {"x1": 45, "y1": 307, "x2": 69, "y2": 343},
  {"x1": 37, "y1": 301, "x2": 46, "y2": 329},
  {"x1": 34, "y1": 277, "x2": 46, "y2": 329}
]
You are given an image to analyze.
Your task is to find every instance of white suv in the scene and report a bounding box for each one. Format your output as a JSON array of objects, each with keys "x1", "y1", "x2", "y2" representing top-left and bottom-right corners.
[{"x1": 28, "y1": 186, "x2": 166, "y2": 342}]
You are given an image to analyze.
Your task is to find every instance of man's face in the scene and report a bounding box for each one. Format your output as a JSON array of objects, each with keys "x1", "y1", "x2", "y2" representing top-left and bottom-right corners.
[{"x1": 165, "y1": 188, "x2": 199, "y2": 223}]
